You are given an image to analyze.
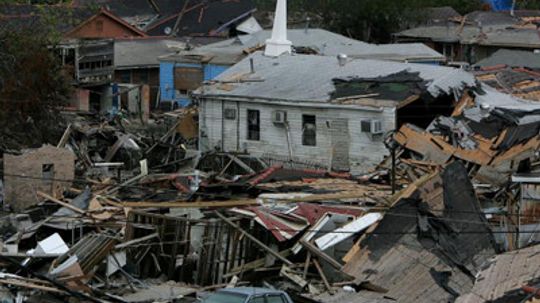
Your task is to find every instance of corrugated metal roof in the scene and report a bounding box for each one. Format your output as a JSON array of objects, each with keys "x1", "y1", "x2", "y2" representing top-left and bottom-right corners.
[
  {"x1": 194, "y1": 52, "x2": 475, "y2": 103},
  {"x1": 456, "y1": 244, "x2": 540, "y2": 303}
]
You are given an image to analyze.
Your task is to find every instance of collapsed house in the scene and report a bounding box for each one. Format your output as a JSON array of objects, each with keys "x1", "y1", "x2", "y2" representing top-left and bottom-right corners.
[
  {"x1": 340, "y1": 162, "x2": 498, "y2": 303},
  {"x1": 193, "y1": 52, "x2": 475, "y2": 173},
  {"x1": 3, "y1": 145, "x2": 75, "y2": 212},
  {"x1": 390, "y1": 86, "x2": 540, "y2": 250}
]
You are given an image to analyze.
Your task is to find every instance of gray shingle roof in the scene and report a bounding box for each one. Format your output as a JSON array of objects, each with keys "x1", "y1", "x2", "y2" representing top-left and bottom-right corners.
[
  {"x1": 114, "y1": 38, "x2": 186, "y2": 69},
  {"x1": 195, "y1": 52, "x2": 475, "y2": 103}
]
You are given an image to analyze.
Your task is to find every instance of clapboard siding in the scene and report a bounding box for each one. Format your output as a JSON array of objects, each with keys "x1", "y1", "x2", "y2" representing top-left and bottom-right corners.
[{"x1": 199, "y1": 98, "x2": 396, "y2": 173}]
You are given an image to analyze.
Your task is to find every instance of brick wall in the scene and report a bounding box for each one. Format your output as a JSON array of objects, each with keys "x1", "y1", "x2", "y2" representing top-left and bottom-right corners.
[{"x1": 3, "y1": 145, "x2": 76, "y2": 211}]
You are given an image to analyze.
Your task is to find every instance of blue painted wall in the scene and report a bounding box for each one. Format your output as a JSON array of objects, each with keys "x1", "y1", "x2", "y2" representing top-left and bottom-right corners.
[
  {"x1": 483, "y1": 0, "x2": 512, "y2": 11},
  {"x1": 204, "y1": 64, "x2": 229, "y2": 81},
  {"x1": 159, "y1": 61, "x2": 230, "y2": 107}
]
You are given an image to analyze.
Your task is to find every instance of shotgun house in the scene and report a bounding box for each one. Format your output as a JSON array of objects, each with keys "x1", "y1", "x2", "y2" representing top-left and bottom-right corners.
[{"x1": 193, "y1": 52, "x2": 476, "y2": 173}]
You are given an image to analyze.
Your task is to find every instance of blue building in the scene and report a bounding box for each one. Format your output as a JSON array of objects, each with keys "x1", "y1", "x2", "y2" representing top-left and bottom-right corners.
[
  {"x1": 158, "y1": 50, "x2": 244, "y2": 107},
  {"x1": 483, "y1": 0, "x2": 513, "y2": 11},
  {"x1": 158, "y1": 28, "x2": 445, "y2": 107}
]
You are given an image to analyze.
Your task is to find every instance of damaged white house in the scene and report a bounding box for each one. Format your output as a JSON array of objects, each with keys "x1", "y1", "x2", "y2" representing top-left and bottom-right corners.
[{"x1": 194, "y1": 52, "x2": 476, "y2": 173}]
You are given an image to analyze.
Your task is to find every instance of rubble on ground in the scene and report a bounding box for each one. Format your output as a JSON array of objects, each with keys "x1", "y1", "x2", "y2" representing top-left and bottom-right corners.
[{"x1": 0, "y1": 97, "x2": 539, "y2": 303}]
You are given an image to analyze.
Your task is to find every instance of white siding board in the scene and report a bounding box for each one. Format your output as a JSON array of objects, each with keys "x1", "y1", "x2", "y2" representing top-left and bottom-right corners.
[{"x1": 200, "y1": 98, "x2": 396, "y2": 173}]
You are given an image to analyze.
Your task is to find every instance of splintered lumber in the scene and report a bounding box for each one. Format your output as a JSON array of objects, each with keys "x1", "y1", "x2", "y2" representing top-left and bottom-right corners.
[
  {"x1": 299, "y1": 240, "x2": 342, "y2": 270},
  {"x1": 313, "y1": 259, "x2": 334, "y2": 294},
  {"x1": 280, "y1": 265, "x2": 308, "y2": 288},
  {"x1": 122, "y1": 199, "x2": 258, "y2": 208},
  {"x1": 215, "y1": 211, "x2": 293, "y2": 266},
  {"x1": 57, "y1": 124, "x2": 72, "y2": 148},
  {"x1": 0, "y1": 279, "x2": 65, "y2": 294},
  {"x1": 37, "y1": 191, "x2": 85, "y2": 214}
]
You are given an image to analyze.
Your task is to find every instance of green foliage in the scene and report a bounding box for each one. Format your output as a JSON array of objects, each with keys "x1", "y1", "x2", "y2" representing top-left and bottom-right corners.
[
  {"x1": 0, "y1": 27, "x2": 71, "y2": 121},
  {"x1": 257, "y1": 0, "x2": 483, "y2": 42}
]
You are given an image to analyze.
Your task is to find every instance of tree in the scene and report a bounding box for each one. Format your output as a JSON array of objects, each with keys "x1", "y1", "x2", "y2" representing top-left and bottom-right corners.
[
  {"x1": 256, "y1": 0, "x2": 483, "y2": 42},
  {"x1": 0, "y1": 24, "x2": 72, "y2": 150}
]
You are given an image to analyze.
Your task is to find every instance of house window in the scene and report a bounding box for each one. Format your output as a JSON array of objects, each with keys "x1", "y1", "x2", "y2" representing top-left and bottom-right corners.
[
  {"x1": 224, "y1": 108, "x2": 237, "y2": 120},
  {"x1": 247, "y1": 109, "x2": 260, "y2": 141},
  {"x1": 174, "y1": 66, "x2": 204, "y2": 91},
  {"x1": 302, "y1": 115, "x2": 316, "y2": 146},
  {"x1": 42, "y1": 164, "x2": 54, "y2": 180},
  {"x1": 96, "y1": 20, "x2": 104, "y2": 32}
]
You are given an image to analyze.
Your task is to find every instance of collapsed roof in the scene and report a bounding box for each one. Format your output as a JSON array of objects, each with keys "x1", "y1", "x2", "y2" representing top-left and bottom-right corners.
[
  {"x1": 194, "y1": 52, "x2": 476, "y2": 104},
  {"x1": 342, "y1": 162, "x2": 498, "y2": 303}
]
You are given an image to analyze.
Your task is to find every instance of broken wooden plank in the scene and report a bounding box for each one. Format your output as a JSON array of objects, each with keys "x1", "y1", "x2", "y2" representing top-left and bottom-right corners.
[
  {"x1": 228, "y1": 154, "x2": 256, "y2": 174},
  {"x1": 37, "y1": 191, "x2": 85, "y2": 214},
  {"x1": 122, "y1": 199, "x2": 258, "y2": 208},
  {"x1": 313, "y1": 258, "x2": 334, "y2": 295},
  {"x1": 115, "y1": 233, "x2": 159, "y2": 250},
  {"x1": 280, "y1": 265, "x2": 308, "y2": 288},
  {"x1": 0, "y1": 279, "x2": 64, "y2": 294},
  {"x1": 57, "y1": 124, "x2": 73, "y2": 148},
  {"x1": 299, "y1": 240, "x2": 342, "y2": 270}
]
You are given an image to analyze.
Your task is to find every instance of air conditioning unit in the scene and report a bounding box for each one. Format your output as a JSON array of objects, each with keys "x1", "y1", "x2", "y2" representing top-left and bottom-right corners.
[
  {"x1": 361, "y1": 119, "x2": 384, "y2": 135},
  {"x1": 224, "y1": 108, "x2": 237, "y2": 120},
  {"x1": 272, "y1": 110, "x2": 287, "y2": 124}
]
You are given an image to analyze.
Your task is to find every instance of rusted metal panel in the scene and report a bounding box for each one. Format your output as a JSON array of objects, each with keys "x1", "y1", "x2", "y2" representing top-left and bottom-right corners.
[{"x1": 174, "y1": 66, "x2": 204, "y2": 91}]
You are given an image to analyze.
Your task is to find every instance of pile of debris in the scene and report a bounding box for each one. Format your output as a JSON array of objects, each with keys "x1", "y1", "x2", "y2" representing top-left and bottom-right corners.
[{"x1": 0, "y1": 93, "x2": 540, "y2": 303}]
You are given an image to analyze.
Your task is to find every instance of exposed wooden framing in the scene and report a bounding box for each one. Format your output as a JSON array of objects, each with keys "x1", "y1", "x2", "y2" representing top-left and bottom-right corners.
[
  {"x1": 215, "y1": 211, "x2": 293, "y2": 266},
  {"x1": 115, "y1": 233, "x2": 159, "y2": 249},
  {"x1": 227, "y1": 154, "x2": 256, "y2": 174}
]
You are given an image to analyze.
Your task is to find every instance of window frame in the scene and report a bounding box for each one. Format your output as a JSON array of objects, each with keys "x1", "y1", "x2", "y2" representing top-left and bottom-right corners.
[
  {"x1": 247, "y1": 109, "x2": 261, "y2": 141},
  {"x1": 302, "y1": 114, "x2": 317, "y2": 146}
]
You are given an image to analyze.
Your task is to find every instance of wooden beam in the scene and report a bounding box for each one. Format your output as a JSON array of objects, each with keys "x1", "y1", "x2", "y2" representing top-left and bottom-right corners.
[
  {"x1": 115, "y1": 233, "x2": 159, "y2": 249},
  {"x1": 37, "y1": 191, "x2": 85, "y2": 214},
  {"x1": 214, "y1": 211, "x2": 293, "y2": 266},
  {"x1": 299, "y1": 240, "x2": 342, "y2": 271},
  {"x1": 57, "y1": 124, "x2": 72, "y2": 148},
  {"x1": 228, "y1": 154, "x2": 256, "y2": 174},
  {"x1": 122, "y1": 199, "x2": 258, "y2": 208},
  {"x1": 313, "y1": 258, "x2": 334, "y2": 295},
  {"x1": 0, "y1": 279, "x2": 64, "y2": 294}
]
